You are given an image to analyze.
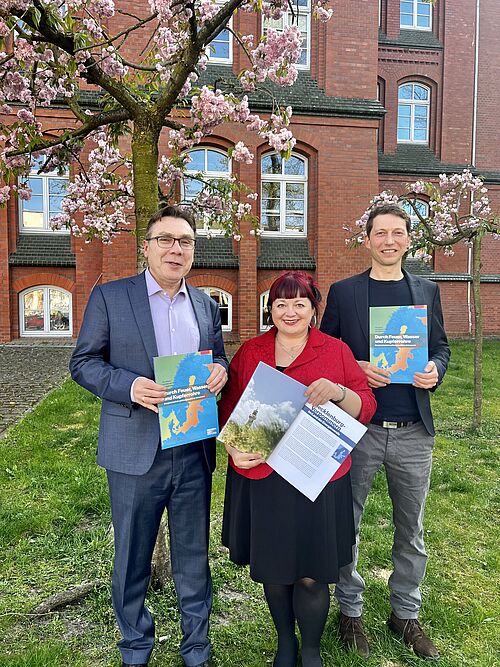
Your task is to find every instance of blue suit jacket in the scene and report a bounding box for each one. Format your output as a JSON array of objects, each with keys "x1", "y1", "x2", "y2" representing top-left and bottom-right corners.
[
  {"x1": 320, "y1": 269, "x2": 450, "y2": 436},
  {"x1": 70, "y1": 272, "x2": 228, "y2": 475}
]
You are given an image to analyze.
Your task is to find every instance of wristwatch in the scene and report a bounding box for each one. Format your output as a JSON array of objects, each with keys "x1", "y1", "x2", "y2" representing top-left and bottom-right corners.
[{"x1": 332, "y1": 383, "x2": 347, "y2": 404}]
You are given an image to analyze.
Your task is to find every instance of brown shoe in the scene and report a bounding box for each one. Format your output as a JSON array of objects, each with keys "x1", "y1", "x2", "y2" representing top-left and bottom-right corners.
[
  {"x1": 388, "y1": 613, "x2": 440, "y2": 660},
  {"x1": 339, "y1": 612, "x2": 370, "y2": 659}
]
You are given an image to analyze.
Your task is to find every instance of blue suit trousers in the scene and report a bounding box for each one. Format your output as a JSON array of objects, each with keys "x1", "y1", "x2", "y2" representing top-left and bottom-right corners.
[{"x1": 107, "y1": 441, "x2": 212, "y2": 666}]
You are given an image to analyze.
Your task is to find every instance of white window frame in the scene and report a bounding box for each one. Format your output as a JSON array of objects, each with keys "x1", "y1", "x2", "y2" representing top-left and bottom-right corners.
[
  {"x1": 397, "y1": 82, "x2": 430, "y2": 144},
  {"x1": 400, "y1": 0, "x2": 432, "y2": 31},
  {"x1": 400, "y1": 198, "x2": 429, "y2": 229},
  {"x1": 260, "y1": 152, "x2": 308, "y2": 236},
  {"x1": 260, "y1": 290, "x2": 271, "y2": 331},
  {"x1": 262, "y1": 0, "x2": 311, "y2": 70},
  {"x1": 182, "y1": 147, "x2": 231, "y2": 235},
  {"x1": 19, "y1": 285, "x2": 72, "y2": 337},
  {"x1": 19, "y1": 158, "x2": 69, "y2": 234},
  {"x1": 207, "y1": 10, "x2": 233, "y2": 65},
  {"x1": 199, "y1": 287, "x2": 232, "y2": 331}
]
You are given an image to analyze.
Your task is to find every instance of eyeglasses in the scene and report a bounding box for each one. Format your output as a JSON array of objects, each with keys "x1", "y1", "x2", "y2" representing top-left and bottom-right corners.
[{"x1": 145, "y1": 235, "x2": 196, "y2": 249}]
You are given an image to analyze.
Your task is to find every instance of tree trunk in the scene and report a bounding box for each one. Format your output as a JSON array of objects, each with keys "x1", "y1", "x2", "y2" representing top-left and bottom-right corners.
[
  {"x1": 131, "y1": 119, "x2": 162, "y2": 273},
  {"x1": 471, "y1": 234, "x2": 483, "y2": 431},
  {"x1": 130, "y1": 119, "x2": 172, "y2": 584}
]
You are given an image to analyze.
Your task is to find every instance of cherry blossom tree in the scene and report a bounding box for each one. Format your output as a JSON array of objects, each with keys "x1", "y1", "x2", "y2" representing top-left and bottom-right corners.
[
  {"x1": 0, "y1": 0, "x2": 333, "y2": 257},
  {"x1": 348, "y1": 170, "x2": 500, "y2": 430}
]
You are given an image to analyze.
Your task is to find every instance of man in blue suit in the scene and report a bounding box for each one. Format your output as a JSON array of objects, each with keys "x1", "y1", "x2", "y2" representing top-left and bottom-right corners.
[
  {"x1": 321, "y1": 203, "x2": 450, "y2": 660},
  {"x1": 70, "y1": 205, "x2": 228, "y2": 667}
]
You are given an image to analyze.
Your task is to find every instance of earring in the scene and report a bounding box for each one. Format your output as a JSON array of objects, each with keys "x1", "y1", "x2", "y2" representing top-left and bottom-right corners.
[{"x1": 310, "y1": 314, "x2": 317, "y2": 328}]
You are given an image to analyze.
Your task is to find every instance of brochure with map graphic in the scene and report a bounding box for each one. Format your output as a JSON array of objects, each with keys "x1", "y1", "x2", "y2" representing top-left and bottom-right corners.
[
  {"x1": 154, "y1": 351, "x2": 218, "y2": 449},
  {"x1": 218, "y1": 362, "x2": 367, "y2": 501},
  {"x1": 370, "y1": 305, "x2": 428, "y2": 384}
]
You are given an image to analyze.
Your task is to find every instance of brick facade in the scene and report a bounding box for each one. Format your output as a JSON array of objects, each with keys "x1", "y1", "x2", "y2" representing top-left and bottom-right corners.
[{"x1": 0, "y1": 0, "x2": 498, "y2": 343}]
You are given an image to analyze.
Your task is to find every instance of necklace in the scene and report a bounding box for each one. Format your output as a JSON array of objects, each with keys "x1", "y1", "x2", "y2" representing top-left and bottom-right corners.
[{"x1": 276, "y1": 335, "x2": 308, "y2": 360}]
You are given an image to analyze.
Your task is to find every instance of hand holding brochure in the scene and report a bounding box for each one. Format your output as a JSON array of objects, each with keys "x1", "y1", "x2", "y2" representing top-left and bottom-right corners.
[
  {"x1": 218, "y1": 362, "x2": 367, "y2": 501},
  {"x1": 154, "y1": 351, "x2": 219, "y2": 450},
  {"x1": 370, "y1": 305, "x2": 428, "y2": 383}
]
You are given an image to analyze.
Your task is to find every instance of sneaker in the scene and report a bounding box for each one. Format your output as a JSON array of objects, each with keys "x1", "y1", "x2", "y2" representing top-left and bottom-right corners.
[
  {"x1": 338, "y1": 612, "x2": 370, "y2": 659},
  {"x1": 387, "y1": 613, "x2": 440, "y2": 660}
]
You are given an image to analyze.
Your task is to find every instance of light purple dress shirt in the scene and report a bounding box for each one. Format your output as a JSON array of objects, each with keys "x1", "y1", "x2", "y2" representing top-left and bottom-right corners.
[
  {"x1": 145, "y1": 268, "x2": 200, "y2": 356},
  {"x1": 130, "y1": 270, "x2": 200, "y2": 402}
]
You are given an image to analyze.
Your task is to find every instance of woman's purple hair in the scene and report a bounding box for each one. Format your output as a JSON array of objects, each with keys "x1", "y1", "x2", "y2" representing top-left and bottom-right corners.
[{"x1": 267, "y1": 271, "x2": 322, "y2": 324}]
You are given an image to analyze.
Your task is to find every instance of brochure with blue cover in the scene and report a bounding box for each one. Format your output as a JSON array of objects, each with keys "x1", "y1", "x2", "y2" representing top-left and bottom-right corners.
[
  {"x1": 154, "y1": 350, "x2": 218, "y2": 449},
  {"x1": 369, "y1": 305, "x2": 428, "y2": 384}
]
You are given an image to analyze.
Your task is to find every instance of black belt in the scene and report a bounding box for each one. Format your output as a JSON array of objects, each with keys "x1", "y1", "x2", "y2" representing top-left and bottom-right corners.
[{"x1": 371, "y1": 420, "x2": 420, "y2": 429}]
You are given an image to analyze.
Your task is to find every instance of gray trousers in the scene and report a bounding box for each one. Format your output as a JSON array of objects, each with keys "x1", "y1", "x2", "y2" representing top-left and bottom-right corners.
[{"x1": 335, "y1": 421, "x2": 434, "y2": 619}]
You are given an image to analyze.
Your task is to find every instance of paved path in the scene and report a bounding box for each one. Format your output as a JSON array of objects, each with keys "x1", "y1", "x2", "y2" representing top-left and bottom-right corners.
[{"x1": 0, "y1": 339, "x2": 74, "y2": 437}]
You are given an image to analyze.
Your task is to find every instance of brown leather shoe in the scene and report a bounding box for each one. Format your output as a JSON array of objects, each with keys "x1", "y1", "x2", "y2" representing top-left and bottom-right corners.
[
  {"x1": 388, "y1": 613, "x2": 440, "y2": 660},
  {"x1": 339, "y1": 612, "x2": 370, "y2": 659}
]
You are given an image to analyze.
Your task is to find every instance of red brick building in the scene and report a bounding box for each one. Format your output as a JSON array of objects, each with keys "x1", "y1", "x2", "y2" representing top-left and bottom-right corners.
[{"x1": 1, "y1": 0, "x2": 499, "y2": 343}]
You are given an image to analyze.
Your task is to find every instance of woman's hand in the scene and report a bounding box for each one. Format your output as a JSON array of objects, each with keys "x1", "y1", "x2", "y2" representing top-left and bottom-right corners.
[
  {"x1": 305, "y1": 378, "x2": 344, "y2": 406},
  {"x1": 224, "y1": 443, "x2": 265, "y2": 470}
]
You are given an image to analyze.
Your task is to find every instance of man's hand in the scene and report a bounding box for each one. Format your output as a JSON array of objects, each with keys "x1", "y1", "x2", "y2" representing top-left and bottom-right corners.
[
  {"x1": 413, "y1": 360, "x2": 438, "y2": 389},
  {"x1": 206, "y1": 362, "x2": 228, "y2": 395},
  {"x1": 358, "y1": 360, "x2": 391, "y2": 388},
  {"x1": 224, "y1": 443, "x2": 264, "y2": 470},
  {"x1": 132, "y1": 377, "x2": 167, "y2": 413}
]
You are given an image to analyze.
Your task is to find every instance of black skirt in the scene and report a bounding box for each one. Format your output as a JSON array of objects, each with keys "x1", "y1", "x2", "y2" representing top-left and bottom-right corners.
[{"x1": 222, "y1": 466, "x2": 355, "y2": 585}]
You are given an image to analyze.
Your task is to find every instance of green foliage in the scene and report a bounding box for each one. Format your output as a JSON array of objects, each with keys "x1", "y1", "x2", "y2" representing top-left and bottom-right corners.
[
  {"x1": 221, "y1": 419, "x2": 287, "y2": 459},
  {"x1": 0, "y1": 341, "x2": 498, "y2": 666}
]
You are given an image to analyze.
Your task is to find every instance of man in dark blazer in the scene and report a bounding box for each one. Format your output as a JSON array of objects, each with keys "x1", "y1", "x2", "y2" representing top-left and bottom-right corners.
[
  {"x1": 321, "y1": 203, "x2": 450, "y2": 660},
  {"x1": 70, "y1": 205, "x2": 228, "y2": 667}
]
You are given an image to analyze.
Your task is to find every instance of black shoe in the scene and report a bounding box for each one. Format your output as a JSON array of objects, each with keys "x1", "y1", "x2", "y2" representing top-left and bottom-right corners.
[
  {"x1": 338, "y1": 612, "x2": 370, "y2": 659},
  {"x1": 388, "y1": 613, "x2": 440, "y2": 660},
  {"x1": 185, "y1": 661, "x2": 211, "y2": 667},
  {"x1": 121, "y1": 663, "x2": 147, "y2": 667}
]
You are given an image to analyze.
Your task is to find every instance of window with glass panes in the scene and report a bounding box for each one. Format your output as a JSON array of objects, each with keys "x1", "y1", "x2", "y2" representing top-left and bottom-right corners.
[
  {"x1": 400, "y1": 0, "x2": 432, "y2": 30},
  {"x1": 261, "y1": 153, "x2": 307, "y2": 234},
  {"x1": 199, "y1": 287, "x2": 232, "y2": 331},
  {"x1": 401, "y1": 198, "x2": 429, "y2": 229},
  {"x1": 20, "y1": 286, "x2": 72, "y2": 336},
  {"x1": 182, "y1": 148, "x2": 231, "y2": 232},
  {"x1": 397, "y1": 83, "x2": 430, "y2": 143},
  {"x1": 263, "y1": 0, "x2": 310, "y2": 69},
  {"x1": 19, "y1": 157, "x2": 68, "y2": 232},
  {"x1": 260, "y1": 290, "x2": 271, "y2": 331}
]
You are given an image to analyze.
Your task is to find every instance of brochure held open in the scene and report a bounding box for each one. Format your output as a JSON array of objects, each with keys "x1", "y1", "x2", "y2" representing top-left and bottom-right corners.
[{"x1": 218, "y1": 362, "x2": 367, "y2": 501}]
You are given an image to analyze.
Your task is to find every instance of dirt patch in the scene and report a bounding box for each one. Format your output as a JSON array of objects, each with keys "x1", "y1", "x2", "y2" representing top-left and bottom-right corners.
[{"x1": 370, "y1": 567, "x2": 392, "y2": 583}]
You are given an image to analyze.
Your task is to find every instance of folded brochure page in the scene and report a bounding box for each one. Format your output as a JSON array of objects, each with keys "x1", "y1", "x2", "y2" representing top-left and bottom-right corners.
[
  {"x1": 218, "y1": 361, "x2": 367, "y2": 501},
  {"x1": 154, "y1": 350, "x2": 218, "y2": 450}
]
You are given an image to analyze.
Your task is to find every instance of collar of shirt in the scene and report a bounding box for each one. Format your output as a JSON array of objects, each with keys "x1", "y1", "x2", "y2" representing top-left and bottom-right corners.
[{"x1": 145, "y1": 268, "x2": 187, "y2": 302}]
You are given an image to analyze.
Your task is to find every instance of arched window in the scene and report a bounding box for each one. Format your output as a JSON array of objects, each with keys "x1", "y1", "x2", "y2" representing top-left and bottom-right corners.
[
  {"x1": 261, "y1": 153, "x2": 308, "y2": 235},
  {"x1": 400, "y1": 0, "x2": 432, "y2": 30},
  {"x1": 263, "y1": 0, "x2": 311, "y2": 69},
  {"x1": 260, "y1": 290, "x2": 271, "y2": 331},
  {"x1": 20, "y1": 286, "x2": 72, "y2": 336},
  {"x1": 400, "y1": 198, "x2": 429, "y2": 229},
  {"x1": 19, "y1": 156, "x2": 69, "y2": 232},
  {"x1": 199, "y1": 287, "x2": 232, "y2": 331},
  {"x1": 182, "y1": 147, "x2": 231, "y2": 233},
  {"x1": 397, "y1": 83, "x2": 430, "y2": 144}
]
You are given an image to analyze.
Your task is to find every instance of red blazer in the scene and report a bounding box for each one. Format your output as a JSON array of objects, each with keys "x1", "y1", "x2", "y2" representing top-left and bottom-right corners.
[{"x1": 218, "y1": 326, "x2": 376, "y2": 481}]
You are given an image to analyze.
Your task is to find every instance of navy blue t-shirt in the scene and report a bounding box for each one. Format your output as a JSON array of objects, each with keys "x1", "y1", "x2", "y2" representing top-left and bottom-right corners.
[{"x1": 369, "y1": 277, "x2": 420, "y2": 422}]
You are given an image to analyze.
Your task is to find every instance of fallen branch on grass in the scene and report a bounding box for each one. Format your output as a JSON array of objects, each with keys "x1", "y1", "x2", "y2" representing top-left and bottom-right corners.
[{"x1": 31, "y1": 579, "x2": 106, "y2": 615}]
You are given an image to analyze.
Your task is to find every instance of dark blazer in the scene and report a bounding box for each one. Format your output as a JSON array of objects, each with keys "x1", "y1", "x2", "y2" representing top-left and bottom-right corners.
[
  {"x1": 320, "y1": 269, "x2": 450, "y2": 436},
  {"x1": 70, "y1": 271, "x2": 228, "y2": 475}
]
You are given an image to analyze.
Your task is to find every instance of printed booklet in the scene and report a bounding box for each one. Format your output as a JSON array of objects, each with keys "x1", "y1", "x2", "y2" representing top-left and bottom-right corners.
[
  {"x1": 369, "y1": 305, "x2": 428, "y2": 384},
  {"x1": 218, "y1": 362, "x2": 367, "y2": 501},
  {"x1": 153, "y1": 350, "x2": 218, "y2": 449}
]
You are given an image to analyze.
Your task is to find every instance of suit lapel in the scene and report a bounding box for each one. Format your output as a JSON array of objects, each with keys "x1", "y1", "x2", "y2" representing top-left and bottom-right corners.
[
  {"x1": 354, "y1": 270, "x2": 370, "y2": 346},
  {"x1": 186, "y1": 283, "x2": 209, "y2": 351},
  {"x1": 127, "y1": 272, "x2": 158, "y2": 371},
  {"x1": 405, "y1": 270, "x2": 425, "y2": 307}
]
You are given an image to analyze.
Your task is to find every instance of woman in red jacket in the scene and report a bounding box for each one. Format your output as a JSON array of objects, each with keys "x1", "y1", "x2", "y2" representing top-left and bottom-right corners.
[{"x1": 219, "y1": 271, "x2": 376, "y2": 667}]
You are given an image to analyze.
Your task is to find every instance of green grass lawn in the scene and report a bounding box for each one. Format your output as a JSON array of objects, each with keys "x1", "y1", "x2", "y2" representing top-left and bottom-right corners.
[{"x1": 0, "y1": 340, "x2": 498, "y2": 667}]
